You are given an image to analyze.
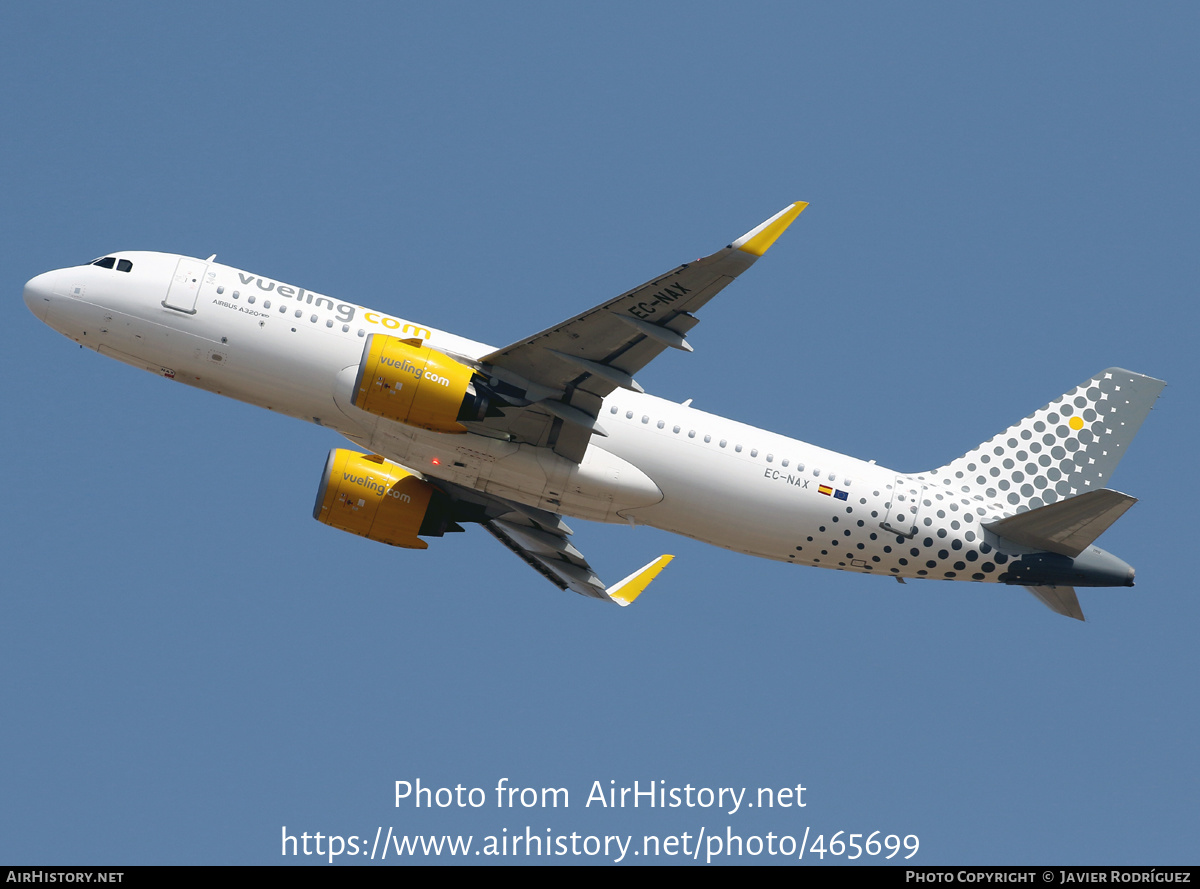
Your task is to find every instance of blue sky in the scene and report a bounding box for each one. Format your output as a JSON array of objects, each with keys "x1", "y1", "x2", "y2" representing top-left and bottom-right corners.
[{"x1": 3, "y1": 2, "x2": 1197, "y2": 865}]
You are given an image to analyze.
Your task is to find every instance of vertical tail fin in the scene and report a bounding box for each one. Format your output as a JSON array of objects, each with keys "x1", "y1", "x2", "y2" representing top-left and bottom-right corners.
[{"x1": 925, "y1": 368, "x2": 1165, "y2": 518}]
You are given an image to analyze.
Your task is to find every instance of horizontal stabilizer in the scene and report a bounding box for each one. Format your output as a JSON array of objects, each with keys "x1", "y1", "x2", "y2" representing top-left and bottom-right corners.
[
  {"x1": 985, "y1": 489, "x2": 1137, "y2": 557},
  {"x1": 1025, "y1": 585, "x2": 1085, "y2": 621}
]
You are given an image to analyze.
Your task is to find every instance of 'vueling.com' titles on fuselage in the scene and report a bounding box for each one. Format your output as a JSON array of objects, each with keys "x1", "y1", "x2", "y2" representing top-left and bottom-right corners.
[
  {"x1": 235, "y1": 272, "x2": 358, "y2": 324},
  {"x1": 22, "y1": 203, "x2": 1165, "y2": 619},
  {"x1": 233, "y1": 271, "x2": 432, "y2": 338}
]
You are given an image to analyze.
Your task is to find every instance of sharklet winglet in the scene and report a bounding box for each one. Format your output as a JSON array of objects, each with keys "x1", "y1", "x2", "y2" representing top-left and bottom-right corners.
[
  {"x1": 607, "y1": 555, "x2": 674, "y2": 607},
  {"x1": 731, "y1": 201, "x2": 808, "y2": 256}
]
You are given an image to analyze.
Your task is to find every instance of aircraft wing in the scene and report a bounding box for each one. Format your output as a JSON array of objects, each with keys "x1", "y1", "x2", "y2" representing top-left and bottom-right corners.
[
  {"x1": 430, "y1": 478, "x2": 672, "y2": 605},
  {"x1": 469, "y1": 202, "x2": 807, "y2": 462}
]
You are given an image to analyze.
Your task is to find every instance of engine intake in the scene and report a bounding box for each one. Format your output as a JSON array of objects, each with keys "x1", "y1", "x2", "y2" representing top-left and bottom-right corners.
[
  {"x1": 352, "y1": 335, "x2": 501, "y2": 433},
  {"x1": 312, "y1": 449, "x2": 458, "y2": 549}
]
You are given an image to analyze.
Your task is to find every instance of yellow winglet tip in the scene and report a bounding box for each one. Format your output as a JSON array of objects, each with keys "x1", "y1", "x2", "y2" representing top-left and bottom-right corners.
[
  {"x1": 607, "y1": 554, "x2": 674, "y2": 607},
  {"x1": 732, "y1": 201, "x2": 808, "y2": 257}
]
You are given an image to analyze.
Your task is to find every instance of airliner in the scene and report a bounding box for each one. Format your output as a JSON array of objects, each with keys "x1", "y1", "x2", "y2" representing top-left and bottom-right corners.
[{"x1": 22, "y1": 203, "x2": 1164, "y2": 619}]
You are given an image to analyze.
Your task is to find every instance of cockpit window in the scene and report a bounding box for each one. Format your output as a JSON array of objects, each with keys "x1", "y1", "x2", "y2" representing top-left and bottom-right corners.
[{"x1": 89, "y1": 256, "x2": 133, "y2": 272}]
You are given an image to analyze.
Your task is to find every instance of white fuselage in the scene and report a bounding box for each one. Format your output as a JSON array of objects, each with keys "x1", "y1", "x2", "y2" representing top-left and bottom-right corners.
[{"x1": 23, "y1": 251, "x2": 1018, "y2": 584}]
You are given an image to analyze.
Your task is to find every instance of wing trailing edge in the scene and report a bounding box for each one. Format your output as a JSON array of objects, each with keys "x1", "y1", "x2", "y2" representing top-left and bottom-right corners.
[
  {"x1": 474, "y1": 202, "x2": 808, "y2": 462},
  {"x1": 484, "y1": 514, "x2": 672, "y2": 605}
]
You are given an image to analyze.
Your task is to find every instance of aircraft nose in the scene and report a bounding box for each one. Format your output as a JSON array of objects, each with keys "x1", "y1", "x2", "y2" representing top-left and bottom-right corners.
[{"x1": 23, "y1": 270, "x2": 57, "y2": 321}]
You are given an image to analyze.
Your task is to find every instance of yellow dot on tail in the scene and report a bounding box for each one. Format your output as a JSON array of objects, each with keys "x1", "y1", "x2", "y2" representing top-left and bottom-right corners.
[{"x1": 1069, "y1": 416, "x2": 1084, "y2": 430}]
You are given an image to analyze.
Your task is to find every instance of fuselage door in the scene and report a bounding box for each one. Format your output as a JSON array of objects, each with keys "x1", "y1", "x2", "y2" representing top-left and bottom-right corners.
[
  {"x1": 881, "y1": 477, "x2": 925, "y2": 539},
  {"x1": 162, "y1": 257, "x2": 208, "y2": 314}
]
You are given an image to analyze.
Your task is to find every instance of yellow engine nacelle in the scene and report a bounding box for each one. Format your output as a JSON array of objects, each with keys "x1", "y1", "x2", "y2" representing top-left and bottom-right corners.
[
  {"x1": 352, "y1": 335, "x2": 484, "y2": 433},
  {"x1": 312, "y1": 449, "x2": 454, "y2": 549}
]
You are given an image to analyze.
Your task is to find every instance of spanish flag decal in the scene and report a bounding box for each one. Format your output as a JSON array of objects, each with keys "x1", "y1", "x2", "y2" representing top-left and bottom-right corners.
[{"x1": 818, "y1": 484, "x2": 833, "y2": 496}]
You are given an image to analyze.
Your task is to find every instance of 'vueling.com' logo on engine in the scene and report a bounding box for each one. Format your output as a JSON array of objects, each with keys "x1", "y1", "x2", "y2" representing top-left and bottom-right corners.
[
  {"x1": 379, "y1": 355, "x2": 424, "y2": 381},
  {"x1": 378, "y1": 355, "x2": 452, "y2": 387},
  {"x1": 343, "y1": 473, "x2": 412, "y2": 502}
]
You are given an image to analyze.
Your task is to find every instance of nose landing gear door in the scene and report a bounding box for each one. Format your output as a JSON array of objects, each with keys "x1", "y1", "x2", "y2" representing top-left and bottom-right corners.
[{"x1": 162, "y1": 257, "x2": 209, "y2": 314}]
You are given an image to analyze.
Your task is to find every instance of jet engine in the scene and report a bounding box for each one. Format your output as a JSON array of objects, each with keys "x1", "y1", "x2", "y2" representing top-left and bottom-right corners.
[
  {"x1": 312, "y1": 449, "x2": 461, "y2": 549},
  {"x1": 352, "y1": 335, "x2": 503, "y2": 433}
]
